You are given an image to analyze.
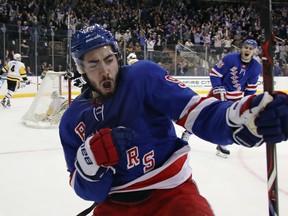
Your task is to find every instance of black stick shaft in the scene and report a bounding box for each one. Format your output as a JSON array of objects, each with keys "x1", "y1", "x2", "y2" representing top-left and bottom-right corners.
[{"x1": 260, "y1": 0, "x2": 279, "y2": 215}]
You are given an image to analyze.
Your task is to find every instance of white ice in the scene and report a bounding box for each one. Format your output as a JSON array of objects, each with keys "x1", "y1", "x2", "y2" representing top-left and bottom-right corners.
[{"x1": 0, "y1": 97, "x2": 287, "y2": 216}]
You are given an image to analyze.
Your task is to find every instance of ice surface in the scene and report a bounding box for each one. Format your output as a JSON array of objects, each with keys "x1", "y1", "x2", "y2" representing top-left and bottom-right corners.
[{"x1": 0, "y1": 97, "x2": 287, "y2": 216}]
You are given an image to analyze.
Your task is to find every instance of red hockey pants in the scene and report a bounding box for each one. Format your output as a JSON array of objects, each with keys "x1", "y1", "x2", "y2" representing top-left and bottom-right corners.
[{"x1": 93, "y1": 178, "x2": 215, "y2": 216}]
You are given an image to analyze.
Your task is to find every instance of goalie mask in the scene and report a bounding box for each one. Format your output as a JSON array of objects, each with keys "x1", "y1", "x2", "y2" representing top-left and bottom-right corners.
[{"x1": 71, "y1": 24, "x2": 121, "y2": 74}]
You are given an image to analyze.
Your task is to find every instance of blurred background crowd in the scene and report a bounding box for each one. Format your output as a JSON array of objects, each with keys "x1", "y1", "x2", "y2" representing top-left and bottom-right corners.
[{"x1": 0, "y1": 0, "x2": 288, "y2": 76}]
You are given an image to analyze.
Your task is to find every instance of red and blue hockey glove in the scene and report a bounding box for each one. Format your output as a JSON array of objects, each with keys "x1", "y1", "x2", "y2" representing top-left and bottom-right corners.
[
  {"x1": 227, "y1": 92, "x2": 288, "y2": 147},
  {"x1": 75, "y1": 127, "x2": 133, "y2": 181},
  {"x1": 212, "y1": 86, "x2": 226, "y2": 101},
  {"x1": 227, "y1": 92, "x2": 270, "y2": 147}
]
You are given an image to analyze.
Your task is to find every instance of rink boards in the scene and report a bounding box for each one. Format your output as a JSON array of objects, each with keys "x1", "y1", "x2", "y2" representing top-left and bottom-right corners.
[{"x1": 0, "y1": 76, "x2": 287, "y2": 98}]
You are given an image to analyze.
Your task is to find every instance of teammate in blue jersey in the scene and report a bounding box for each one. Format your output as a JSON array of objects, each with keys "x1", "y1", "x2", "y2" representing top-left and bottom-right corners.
[
  {"x1": 208, "y1": 39, "x2": 261, "y2": 158},
  {"x1": 59, "y1": 24, "x2": 288, "y2": 216}
]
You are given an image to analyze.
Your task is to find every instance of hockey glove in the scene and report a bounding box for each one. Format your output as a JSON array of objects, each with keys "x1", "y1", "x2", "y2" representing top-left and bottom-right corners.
[
  {"x1": 227, "y1": 92, "x2": 288, "y2": 147},
  {"x1": 255, "y1": 92, "x2": 288, "y2": 144},
  {"x1": 212, "y1": 86, "x2": 226, "y2": 101},
  {"x1": 73, "y1": 77, "x2": 86, "y2": 88},
  {"x1": 64, "y1": 71, "x2": 74, "y2": 80},
  {"x1": 227, "y1": 92, "x2": 273, "y2": 147},
  {"x1": 24, "y1": 79, "x2": 31, "y2": 85},
  {"x1": 75, "y1": 127, "x2": 134, "y2": 181}
]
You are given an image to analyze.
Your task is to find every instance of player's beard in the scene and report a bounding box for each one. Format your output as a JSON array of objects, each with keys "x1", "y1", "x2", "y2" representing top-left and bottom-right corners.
[{"x1": 83, "y1": 73, "x2": 118, "y2": 98}]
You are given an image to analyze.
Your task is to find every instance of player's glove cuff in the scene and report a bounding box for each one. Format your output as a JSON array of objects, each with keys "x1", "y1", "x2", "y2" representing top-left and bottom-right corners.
[
  {"x1": 212, "y1": 86, "x2": 226, "y2": 101},
  {"x1": 232, "y1": 125, "x2": 264, "y2": 147},
  {"x1": 227, "y1": 92, "x2": 273, "y2": 147},
  {"x1": 75, "y1": 137, "x2": 113, "y2": 182}
]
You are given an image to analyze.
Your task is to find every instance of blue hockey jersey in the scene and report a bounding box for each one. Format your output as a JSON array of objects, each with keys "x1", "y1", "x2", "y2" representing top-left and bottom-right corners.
[
  {"x1": 210, "y1": 53, "x2": 262, "y2": 100},
  {"x1": 60, "y1": 60, "x2": 234, "y2": 202}
]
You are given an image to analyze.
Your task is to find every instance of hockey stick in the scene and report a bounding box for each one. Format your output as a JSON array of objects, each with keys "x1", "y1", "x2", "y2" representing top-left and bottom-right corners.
[
  {"x1": 0, "y1": 77, "x2": 38, "y2": 86},
  {"x1": 65, "y1": 0, "x2": 78, "y2": 105},
  {"x1": 76, "y1": 202, "x2": 99, "y2": 216},
  {"x1": 259, "y1": 0, "x2": 279, "y2": 215},
  {"x1": 66, "y1": 4, "x2": 72, "y2": 106}
]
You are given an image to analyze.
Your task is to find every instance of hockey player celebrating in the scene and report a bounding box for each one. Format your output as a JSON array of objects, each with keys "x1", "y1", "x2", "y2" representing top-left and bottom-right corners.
[
  {"x1": 59, "y1": 24, "x2": 288, "y2": 216},
  {"x1": 0, "y1": 53, "x2": 31, "y2": 108},
  {"x1": 208, "y1": 39, "x2": 261, "y2": 158}
]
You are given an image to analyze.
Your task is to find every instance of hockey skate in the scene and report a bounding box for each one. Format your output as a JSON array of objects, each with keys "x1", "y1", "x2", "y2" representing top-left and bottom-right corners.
[
  {"x1": 0, "y1": 98, "x2": 7, "y2": 108},
  {"x1": 216, "y1": 145, "x2": 230, "y2": 159},
  {"x1": 6, "y1": 99, "x2": 11, "y2": 108}
]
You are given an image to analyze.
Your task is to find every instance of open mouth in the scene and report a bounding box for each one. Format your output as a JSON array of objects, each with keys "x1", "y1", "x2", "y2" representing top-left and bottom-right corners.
[{"x1": 102, "y1": 81, "x2": 112, "y2": 90}]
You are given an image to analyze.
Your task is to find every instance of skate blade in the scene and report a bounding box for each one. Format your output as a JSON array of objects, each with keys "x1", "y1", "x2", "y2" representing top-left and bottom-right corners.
[
  {"x1": 216, "y1": 151, "x2": 228, "y2": 159},
  {"x1": 0, "y1": 104, "x2": 7, "y2": 109}
]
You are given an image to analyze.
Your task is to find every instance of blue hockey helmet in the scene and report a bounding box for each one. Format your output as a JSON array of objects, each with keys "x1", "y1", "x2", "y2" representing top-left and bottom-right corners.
[
  {"x1": 241, "y1": 39, "x2": 258, "y2": 48},
  {"x1": 71, "y1": 24, "x2": 121, "y2": 60}
]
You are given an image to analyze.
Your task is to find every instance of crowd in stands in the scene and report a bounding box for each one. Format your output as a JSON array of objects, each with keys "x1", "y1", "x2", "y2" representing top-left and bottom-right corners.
[{"x1": 0, "y1": 0, "x2": 288, "y2": 75}]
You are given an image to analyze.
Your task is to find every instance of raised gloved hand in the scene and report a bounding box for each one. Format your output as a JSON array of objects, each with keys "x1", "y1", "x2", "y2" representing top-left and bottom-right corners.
[
  {"x1": 212, "y1": 86, "x2": 226, "y2": 101},
  {"x1": 75, "y1": 127, "x2": 134, "y2": 181},
  {"x1": 73, "y1": 77, "x2": 86, "y2": 88},
  {"x1": 255, "y1": 92, "x2": 288, "y2": 144},
  {"x1": 227, "y1": 92, "x2": 288, "y2": 147}
]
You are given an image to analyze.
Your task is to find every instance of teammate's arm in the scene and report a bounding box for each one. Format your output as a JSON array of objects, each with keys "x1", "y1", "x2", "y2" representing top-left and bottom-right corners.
[{"x1": 244, "y1": 75, "x2": 260, "y2": 96}]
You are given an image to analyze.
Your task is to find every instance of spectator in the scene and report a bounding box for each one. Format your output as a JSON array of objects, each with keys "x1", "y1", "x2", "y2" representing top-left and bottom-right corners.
[
  {"x1": 26, "y1": 66, "x2": 33, "y2": 75},
  {"x1": 177, "y1": 59, "x2": 188, "y2": 75},
  {"x1": 193, "y1": 31, "x2": 203, "y2": 52},
  {"x1": 146, "y1": 36, "x2": 155, "y2": 60},
  {"x1": 282, "y1": 63, "x2": 288, "y2": 76},
  {"x1": 56, "y1": 64, "x2": 63, "y2": 72},
  {"x1": 154, "y1": 34, "x2": 164, "y2": 51},
  {"x1": 221, "y1": 36, "x2": 234, "y2": 53},
  {"x1": 175, "y1": 40, "x2": 183, "y2": 55},
  {"x1": 184, "y1": 39, "x2": 194, "y2": 51},
  {"x1": 273, "y1": 61, "x2": 282, "y2": 76}
]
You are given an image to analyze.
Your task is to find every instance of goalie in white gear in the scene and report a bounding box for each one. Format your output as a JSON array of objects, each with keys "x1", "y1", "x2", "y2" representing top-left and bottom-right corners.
[
  {"x1": 0, "y1": 53, "x2": 31, "y2": 108},
  {"x1": 43, "y1": 91, "x2": 69, "y2": 124},
  {"x1": 127, "y1": 53, "x2": 138, "y2": 65}
]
